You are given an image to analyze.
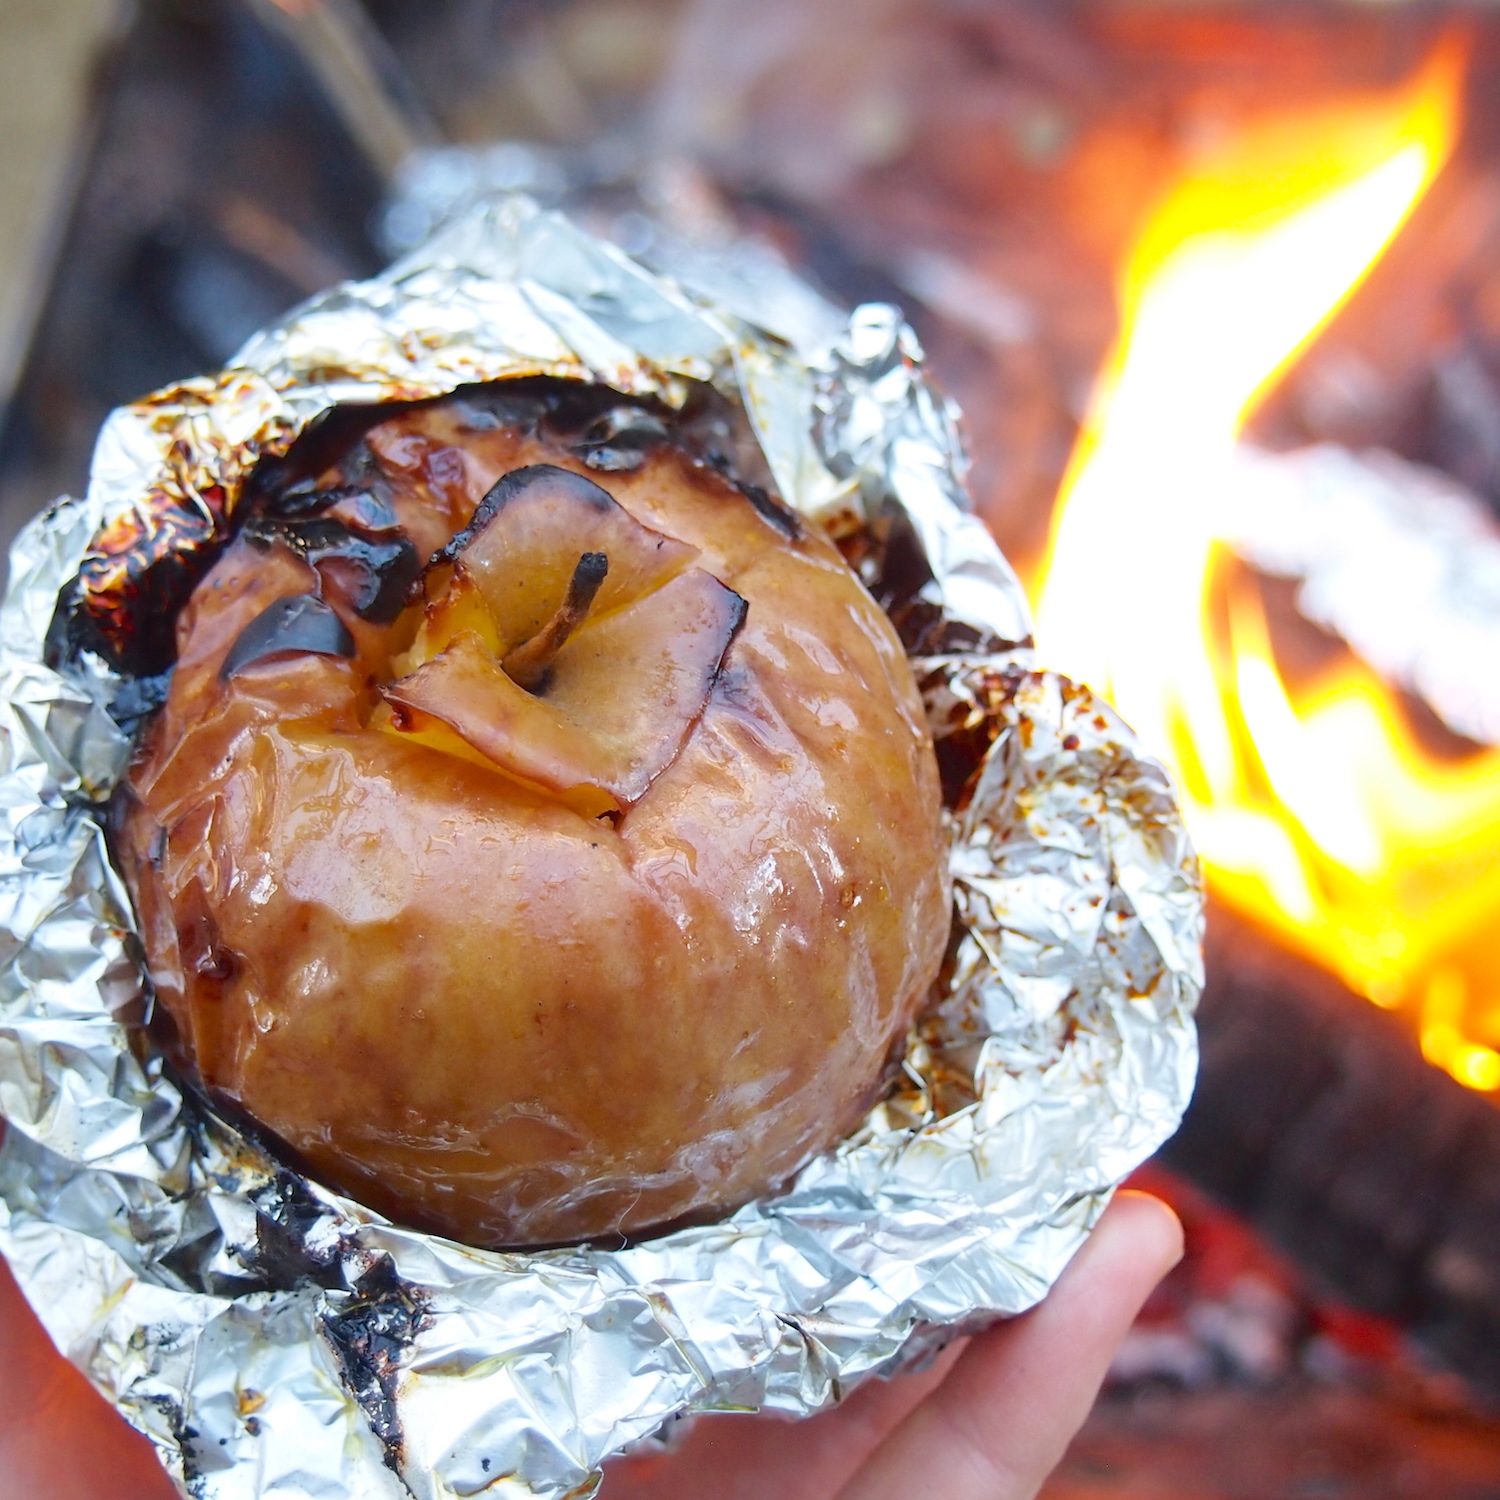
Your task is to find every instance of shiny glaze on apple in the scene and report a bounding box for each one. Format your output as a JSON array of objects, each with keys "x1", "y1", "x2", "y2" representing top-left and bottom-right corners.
[{"x1": 113, "y1": 385, "x2": 951, "y2": 1248}]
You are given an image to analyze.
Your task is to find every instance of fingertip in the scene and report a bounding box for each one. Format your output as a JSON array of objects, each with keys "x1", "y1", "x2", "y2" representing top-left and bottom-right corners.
[
  {"x1": 1107, "y1": 1189, "x2": 1185, "y2": 1276},
  {"x1": 0, "y1": 1257, "x2": 178, "y2": 1500},
  {"x1": 1041, "y1": 1189, "x2": 1183, "y2": 1335},
  {"x1": 830, "y1": 1191, "x2": 1185, "y2": 1500}
]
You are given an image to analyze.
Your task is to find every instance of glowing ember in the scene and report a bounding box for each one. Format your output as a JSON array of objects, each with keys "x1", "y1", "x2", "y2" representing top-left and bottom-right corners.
[{"x1": 1033, "y1": 43, "x2": 1500, "y2": 1092}]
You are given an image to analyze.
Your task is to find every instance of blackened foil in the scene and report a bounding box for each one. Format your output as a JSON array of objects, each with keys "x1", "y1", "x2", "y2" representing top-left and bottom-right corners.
[{"x1": 0, "y1": 197, "x2": 1201, "y2": 1499}]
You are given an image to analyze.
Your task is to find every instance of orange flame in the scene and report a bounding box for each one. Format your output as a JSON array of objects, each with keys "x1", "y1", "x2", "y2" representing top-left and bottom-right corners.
[{"x1": 1033, "y1": 42, "x2": 1500, "y2": 1091}]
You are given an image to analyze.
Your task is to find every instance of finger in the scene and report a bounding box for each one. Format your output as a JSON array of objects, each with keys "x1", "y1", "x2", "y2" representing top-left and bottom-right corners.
[
  {"x1": 0, "y1": 1255, "x2": 178, "y2": 1500},
  {"x1": 602, "y1": 1339, "x2": 970, "y2": 1500},
  {"x1": 836, "y1": 1190, "x2": 1183, "y2": 1500}
]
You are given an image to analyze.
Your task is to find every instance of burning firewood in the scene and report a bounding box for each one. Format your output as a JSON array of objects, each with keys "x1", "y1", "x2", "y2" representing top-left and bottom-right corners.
[{"x1": 1163, "y1": 901, "x2": 1500, "y2": 1395}]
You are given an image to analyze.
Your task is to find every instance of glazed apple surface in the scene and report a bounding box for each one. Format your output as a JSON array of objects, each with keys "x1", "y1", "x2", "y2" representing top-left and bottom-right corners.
[{"x1": 113, "y1": 383, "x2": 952, "y2": 1248}]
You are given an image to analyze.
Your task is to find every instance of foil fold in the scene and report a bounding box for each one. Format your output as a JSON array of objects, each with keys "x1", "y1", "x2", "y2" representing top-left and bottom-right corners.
[
  {"x1": 1223, "y1": 442, "x2": 1500, "y2": 747},
  {"x1": 0, "y1": 195, "x2": 1201, "y2": 1499}
]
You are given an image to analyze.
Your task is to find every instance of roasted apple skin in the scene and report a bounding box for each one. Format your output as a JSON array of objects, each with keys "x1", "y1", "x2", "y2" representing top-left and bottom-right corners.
[{"x1": 113, "y1": 387, "x2": 951, "y2": 1248}]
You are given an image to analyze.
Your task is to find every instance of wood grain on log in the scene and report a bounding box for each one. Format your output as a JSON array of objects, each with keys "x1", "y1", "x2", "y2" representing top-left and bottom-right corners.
[{"x1": 1159, "y1": 902, "x2": 1500, "y2": 1394}]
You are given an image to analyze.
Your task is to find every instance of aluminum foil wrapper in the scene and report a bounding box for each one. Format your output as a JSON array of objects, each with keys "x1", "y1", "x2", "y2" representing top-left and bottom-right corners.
[
  {"x1": 1224, "y1": 442, "x2": 1500, "y2": 748},
  {"x1": 0, "y1": 197, "x2": 1201, "y2": 1499}
]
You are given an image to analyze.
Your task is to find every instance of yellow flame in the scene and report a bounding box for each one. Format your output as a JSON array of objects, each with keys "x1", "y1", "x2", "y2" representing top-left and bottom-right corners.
[{"x1": 1033, "y1": 44, "x2": 1500, "y2": 1090}]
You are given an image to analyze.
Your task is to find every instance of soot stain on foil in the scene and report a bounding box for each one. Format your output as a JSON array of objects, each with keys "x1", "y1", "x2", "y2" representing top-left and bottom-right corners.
[
  {"x1": 923, "y1": 662, "x2": 1028, "y2": 812},
  {"x1": 245, "y1": 1169, "x2": 356, "y2": 1292},
  {"x1": 137, "y1": 1386, "x2": 208, "y2": 1495},
  {"x1": 243, "y1": 1167, "x2": 434, "y2": 1476},
  {"x1": 845, "y1": 506, "x2": 1019, "y2": 658},
  {"x1": 322, "y1": 1255, "x2": 433, "y2": 1477}
]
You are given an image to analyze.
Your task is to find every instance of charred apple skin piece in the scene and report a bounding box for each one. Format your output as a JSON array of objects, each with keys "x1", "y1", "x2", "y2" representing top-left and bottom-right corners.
[{"x1": 113, "y1": 386, "x2": 951, "y2": 1249}]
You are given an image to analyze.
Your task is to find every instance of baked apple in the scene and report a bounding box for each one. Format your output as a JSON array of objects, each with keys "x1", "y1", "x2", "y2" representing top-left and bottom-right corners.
[{"x1": 111, "y1": 381, "x2": 951, "y2": 1248}]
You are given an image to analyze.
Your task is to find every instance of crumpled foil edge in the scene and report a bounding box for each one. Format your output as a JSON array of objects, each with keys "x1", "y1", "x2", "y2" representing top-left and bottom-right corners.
[
  {"x1": 0, "y1": 196, "x2": 1201, "y2": 1500},
  {"x1": 1224, "y1": 441, "x2": 1500, "y2": 748}
]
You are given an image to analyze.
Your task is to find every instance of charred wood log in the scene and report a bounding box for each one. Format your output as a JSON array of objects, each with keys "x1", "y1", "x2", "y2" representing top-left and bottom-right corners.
[{"x1": 1159, "y1": 902, "x2": 1500, "y2": 1395}]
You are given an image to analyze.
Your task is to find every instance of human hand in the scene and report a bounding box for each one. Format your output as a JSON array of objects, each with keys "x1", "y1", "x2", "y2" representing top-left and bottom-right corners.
[
  {"x1": 0, "y1": 1191, "x2": 1179, "y2": 1498},
  {"x1": 604, "y1": 1191, "x2": 1183, "y2": 1500},
  {"x1": 0, "y1": 1250, "x2": 179, "y2": 1499}
]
